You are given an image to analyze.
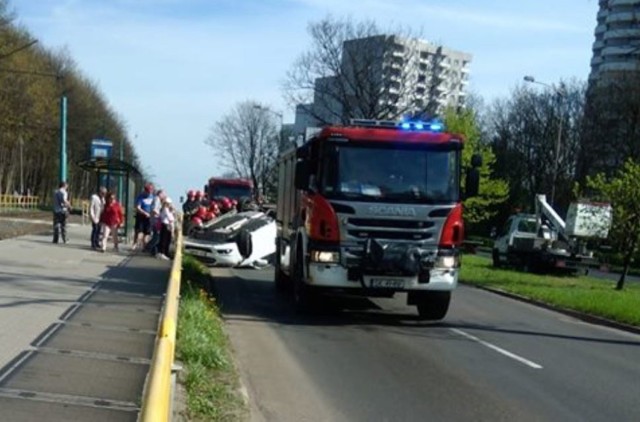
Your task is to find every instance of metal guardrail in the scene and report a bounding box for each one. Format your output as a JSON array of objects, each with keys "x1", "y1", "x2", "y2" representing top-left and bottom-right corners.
[{"x1": 140, "y1": 226, "x2": 184, "y2": 422}]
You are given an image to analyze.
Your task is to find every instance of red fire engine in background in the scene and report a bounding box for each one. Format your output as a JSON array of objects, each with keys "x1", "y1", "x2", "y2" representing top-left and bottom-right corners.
[
  {"x1": 205, "y1": 177, "x2": 254, "y2": 202},
  {"x1": 274, "y1": 119, "x2": 481, "y2": 319}
]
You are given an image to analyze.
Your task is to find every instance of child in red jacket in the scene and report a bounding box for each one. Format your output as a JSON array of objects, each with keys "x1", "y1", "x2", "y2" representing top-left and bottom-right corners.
[{"x1": 100, "y1": 192, "x2": 124, "y2": 252}]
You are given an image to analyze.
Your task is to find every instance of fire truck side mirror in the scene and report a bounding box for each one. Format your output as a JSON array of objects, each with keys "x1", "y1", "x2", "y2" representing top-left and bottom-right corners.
[
  {"x1": 471, "y1": 153, "x2": 482, "y2": 168},
  {"x1": 295, "y1": 160, "x2": 310, "y2": 190},
  {"x1": 465, "y1": 168, "x2": 480, "y2": 198}
]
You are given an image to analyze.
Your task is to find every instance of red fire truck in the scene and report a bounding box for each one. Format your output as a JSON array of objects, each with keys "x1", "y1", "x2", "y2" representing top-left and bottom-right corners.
[
  {"x1": 274, "y1": 119, "x2": 481, "y2": 319},
  {"x1": 205, "y1": 177, "x2": 254, "y2": 201}
]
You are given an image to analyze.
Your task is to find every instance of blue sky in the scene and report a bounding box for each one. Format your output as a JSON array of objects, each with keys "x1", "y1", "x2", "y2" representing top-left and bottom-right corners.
[{"x1": 12, "y1": 0, "x2": 599, "y2": 200}]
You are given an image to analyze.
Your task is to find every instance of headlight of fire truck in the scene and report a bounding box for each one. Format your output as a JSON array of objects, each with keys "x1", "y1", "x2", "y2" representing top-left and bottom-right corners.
[
  {"x1": 434, "y1": 254, "x2": 460, "y2": 269},
  {"x1": 310, "y1": 250, "x2": 341, "y2": 263}
]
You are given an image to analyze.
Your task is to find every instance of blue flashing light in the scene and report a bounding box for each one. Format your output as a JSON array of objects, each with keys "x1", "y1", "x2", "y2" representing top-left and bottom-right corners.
[
  {"x1": 429, "y1": 122, "x2": 443, "y2": 132},
  {"x1": 398, "y1": 118, "x2": 445, "y2": 132}
]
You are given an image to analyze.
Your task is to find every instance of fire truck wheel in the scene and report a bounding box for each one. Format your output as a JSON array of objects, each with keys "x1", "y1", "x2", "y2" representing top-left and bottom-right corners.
[
  {"x1": 293, "y1": 250, "x2": 316, "y2": 313},
  {"x1": 416, "y1": 291, "x2": 451, "y2": 321},
  {"x1": 274, "y1": 242, "x2": 290, "y2": 292}
]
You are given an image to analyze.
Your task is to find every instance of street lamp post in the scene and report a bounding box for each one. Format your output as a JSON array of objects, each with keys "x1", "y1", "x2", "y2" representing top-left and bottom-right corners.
[
  {"x1": 523, "y1": 75, "x2": 566, "y2": 206},
  {"x1": 19, "y1": 135, "x2": 24, "y2": 195}
]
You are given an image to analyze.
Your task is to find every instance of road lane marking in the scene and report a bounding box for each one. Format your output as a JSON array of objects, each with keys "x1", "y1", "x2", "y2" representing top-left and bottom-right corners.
[{"x1": 450, "y1": 328, "x2": 543, "y2": 369}]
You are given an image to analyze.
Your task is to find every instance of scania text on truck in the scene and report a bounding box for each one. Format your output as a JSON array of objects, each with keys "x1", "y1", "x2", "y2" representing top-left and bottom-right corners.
[{"x1": 274, "y1": 119, "x2": 481, "y2": 319}]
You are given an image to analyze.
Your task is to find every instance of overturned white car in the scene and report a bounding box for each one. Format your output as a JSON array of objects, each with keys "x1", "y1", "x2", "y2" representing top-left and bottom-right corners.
[{"x1": 184, "y1": 211, "x2": 276, "y2": 268}]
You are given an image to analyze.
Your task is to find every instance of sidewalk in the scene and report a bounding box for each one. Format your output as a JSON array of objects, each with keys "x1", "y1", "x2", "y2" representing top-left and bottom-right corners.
[{"x1": 0, "y1": 224, "x2": 170, "y2": 421}]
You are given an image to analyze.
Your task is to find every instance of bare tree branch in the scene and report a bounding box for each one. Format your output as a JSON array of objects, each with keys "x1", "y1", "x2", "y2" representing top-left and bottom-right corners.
[{"x1": 205, "y1": 101, "x2": 280, "y2": 197}]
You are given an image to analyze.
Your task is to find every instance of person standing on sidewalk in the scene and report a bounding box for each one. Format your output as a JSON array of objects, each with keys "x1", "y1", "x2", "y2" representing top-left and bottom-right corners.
[
  {"x1": 99, "y1": 192, "x2": 124, "y2": 253},
  {"x1": 52, "y1": 181, "x2": 71, "y2": 244},
  {"x1": 133, "y1": 183, "x2": 155, "y2": 251},
  {"x1": 157, "y1": 197, "x2": 175, "y2": 260},
  {"x1": 147, "y1": 188, "x2": 166, "y2": 256},
  {"x1": 89, "y1": 187, "x2": 107, "y2": 249}
]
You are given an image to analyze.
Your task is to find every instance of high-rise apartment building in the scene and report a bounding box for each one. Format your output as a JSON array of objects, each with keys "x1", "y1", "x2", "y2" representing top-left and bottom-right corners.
[
  {"x1": 589, "y1": 0, "x2": 640, "y2": 82},
  {"x1": 294, "y1": 35, "x2": 471, "y2": 133}
]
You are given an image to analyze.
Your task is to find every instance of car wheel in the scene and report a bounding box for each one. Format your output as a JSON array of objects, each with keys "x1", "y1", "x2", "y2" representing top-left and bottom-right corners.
[
  {"x1": 237, "y1": 229, "x2": 252, "y2": 258},
  {"x1": 492, "y1": 249, "x2": 501, "y2": 267}
]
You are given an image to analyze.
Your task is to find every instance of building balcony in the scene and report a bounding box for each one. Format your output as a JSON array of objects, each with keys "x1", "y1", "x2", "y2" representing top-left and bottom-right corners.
[
  {"x1": 600, "y1": 61, "x2": 640, "y2": 72},
  {"x1": 434, "y1": 84, "x2": 448, "y2": 92},
  {"x1": 605, "y1": 11, "x2": 640, "y2": 24},
  {"x1": 594, "y1": 24, "x2": 607, "y2": 34},
  {"x1": 603, "y1": 28, "x2": 640, "y2": 41},
  {"x1": 591, "y1": 55, "x2": 604, "y2": 66},
  {"x1": 609, "y1": 0, "x2": 640, "y2": 6},
  {"x1": 601, "y1": 45, "x2": 640, "y2": 57}
]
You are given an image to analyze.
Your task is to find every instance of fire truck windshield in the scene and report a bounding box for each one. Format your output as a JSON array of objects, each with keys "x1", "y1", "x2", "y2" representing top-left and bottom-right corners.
[
  {"x1": 210, "y1": 184, "x2": 253, "y2": 200},
  {"x1": 320, "y1": 144, "x2": 460, "y2": 203}
]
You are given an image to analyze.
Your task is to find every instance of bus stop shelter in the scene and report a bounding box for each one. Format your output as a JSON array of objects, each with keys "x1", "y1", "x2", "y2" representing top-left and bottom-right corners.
[{"x1": 76, "y1": 157, "x2": 141, "y2": 240}]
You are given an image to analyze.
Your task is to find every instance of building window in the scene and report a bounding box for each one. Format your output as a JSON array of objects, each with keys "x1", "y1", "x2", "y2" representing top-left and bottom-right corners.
[{"x1": 417, "y1": 74, "x2": 426, "y2": 83}]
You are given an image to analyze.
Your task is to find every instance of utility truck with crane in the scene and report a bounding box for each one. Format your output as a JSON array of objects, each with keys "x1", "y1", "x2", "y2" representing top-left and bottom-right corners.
[
  {"x1": 492, "y1": 194, "x2": 612, "y2": 274},
  {"x1": 274, "y1": 118, "x2": 481, "y2": 319}
]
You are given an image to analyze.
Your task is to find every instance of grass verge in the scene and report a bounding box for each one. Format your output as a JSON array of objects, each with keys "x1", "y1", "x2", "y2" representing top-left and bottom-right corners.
[
  {"x1": 176, "y1": 254, "x2": 247, "y2": 421},
  {"x1": 460, "y1": 254, "x2": 640, "y2": 327}
]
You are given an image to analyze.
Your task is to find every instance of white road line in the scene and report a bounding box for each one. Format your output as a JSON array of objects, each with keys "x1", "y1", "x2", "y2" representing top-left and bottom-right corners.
[{"x1": 450, "y1": 328, "x2": 543, "y2": 369}]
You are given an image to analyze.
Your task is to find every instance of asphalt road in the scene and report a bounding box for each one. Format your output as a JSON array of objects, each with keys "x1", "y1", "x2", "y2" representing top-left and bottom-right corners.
[{"x1": 213, "y1": 267, "x2": 640, "y2": 422}]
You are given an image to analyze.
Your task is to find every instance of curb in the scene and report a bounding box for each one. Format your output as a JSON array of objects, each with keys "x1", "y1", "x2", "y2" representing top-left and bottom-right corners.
[{"x1": 462, "y1": 282, "x2": 640, "y2": 336}]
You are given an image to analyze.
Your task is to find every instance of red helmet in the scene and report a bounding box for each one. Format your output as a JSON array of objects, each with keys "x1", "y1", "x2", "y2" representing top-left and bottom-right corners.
[
  {"x1": 209, "y1": 202, "x2": 220, "y2": 213},
  {"x1": 187, "y1": 190, "x2": 195, "y2": 198},
  {"x1": 191, "y1": 216, "x2": 203, "y2": 227},
  {"x1": 195, "y1": 205, "x2": 208, "y2": 218},
  {"x1": 220, "y1": 197, "x2": 233, "y2": 211}
]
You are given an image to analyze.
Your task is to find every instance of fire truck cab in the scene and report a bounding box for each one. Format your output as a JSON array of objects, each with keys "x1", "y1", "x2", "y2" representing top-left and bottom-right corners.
[
  {"x1": 206, "y1": 177, "x2": 254, "y2": 202},
  {"x1": 275, "y1": 119, "x2": 481, "y2": 319}
]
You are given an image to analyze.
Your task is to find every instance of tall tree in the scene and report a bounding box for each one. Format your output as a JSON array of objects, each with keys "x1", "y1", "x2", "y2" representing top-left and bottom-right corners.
[
  {"x1": 444, "y1": 107, "x2": 508, "y2": 226},
  {"x1": 488, "y1": 79, "x2": 586, "y2": 213},
  {"x1": 584, "y1": 159, "x2": 640, "y2": 290},
  {"x1": 205, "y1": 101, "x2": 280, "y2": 197},
  {"x1": 0, "y1": 6, "x2": 142, "y2": 205}
]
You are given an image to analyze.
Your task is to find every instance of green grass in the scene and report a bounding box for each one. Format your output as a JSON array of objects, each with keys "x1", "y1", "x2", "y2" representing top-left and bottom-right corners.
[
  {"x1": 177, "y1": 254, "x2": 247, "y2": 421},
  {"x1": 460, "y1": 254, "x2": 640, "y2": 327}
]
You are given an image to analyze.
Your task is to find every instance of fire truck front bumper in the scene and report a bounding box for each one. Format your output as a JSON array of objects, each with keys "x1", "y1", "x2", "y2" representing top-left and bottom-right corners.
[{"x1": 307, "y1": 263, "x2": 458, "y2": 292}]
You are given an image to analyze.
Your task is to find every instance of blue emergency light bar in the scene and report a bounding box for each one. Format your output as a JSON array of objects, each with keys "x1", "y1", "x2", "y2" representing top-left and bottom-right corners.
[
  {"x1": 398, "y1": 119, "x2": 444, "y2": 132},
  {"x1": 349, "y1": 118, "x2": 445, "y2": 132}
]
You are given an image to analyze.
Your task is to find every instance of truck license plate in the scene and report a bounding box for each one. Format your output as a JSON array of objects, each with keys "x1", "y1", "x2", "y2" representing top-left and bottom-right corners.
[{"x1": 369, "y1": 278, "x2": 405, "y2": 289}]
